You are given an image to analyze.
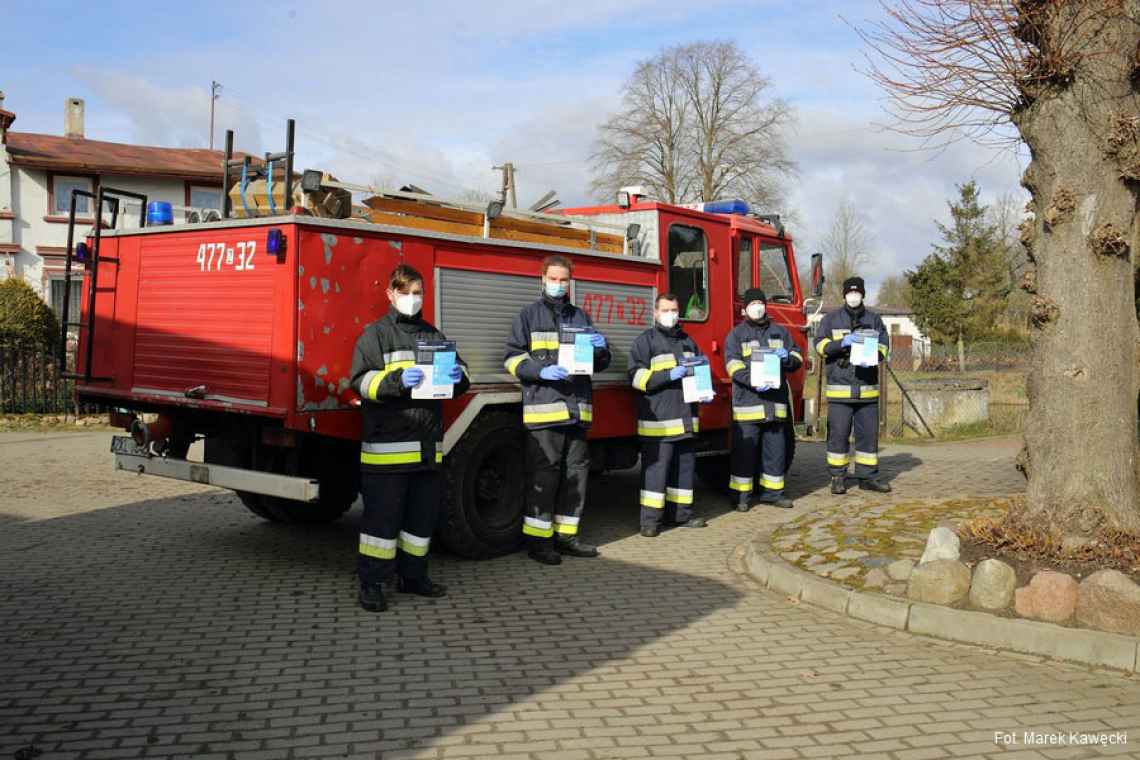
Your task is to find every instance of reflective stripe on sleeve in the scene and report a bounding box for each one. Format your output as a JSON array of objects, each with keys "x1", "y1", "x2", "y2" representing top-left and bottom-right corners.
[
  {"x1": 360, "y1": 370, "x2": 383, "y2": 400},
  {"x1": 725, "y1": 359, "x2": 746, "y2": 375},
  {"x1": 382, "y1": 350, "x2": 416, "y2": 365},
  {"x1": 640, "y1": 489, "x2": 665, "y2": 509},
  {"x1": 397, "y1": 530, "x2": 431, "y2": 557},
  {"x1": 435, "y1": 442, "x2": 444, "y2": 464},
  {"x1": 775, "y1": 404, "x2": 788, "y2": 419},
  {"x1": 578, "y1": 403, "x2": 593, "y2": 423},
  {"x1": 359, "y1": 533, "x2": 397, "y2": 559},
  {"x1": 790, "y1": 350, "x2": 803, "y2": 362},
  {"x1": 666, "y1": 487, "x2": 694, "y2": 505},
  {"x1": 523, "y1": 402, "x2": 571, "y2": 425},
  {"x1": 632, "y1": 368, "x2": 653, "y2": 391},
  {"x1": 360, "y1": 440, "x2": 422, "y2": 466},
  {"x1": 505, "y1": 353, "x2": 530, "y2": 377},
  {"x1": 523, "y1": 516, "x2": 554, "y2": 538},
  {"x1": 637, "y1": 419, "x2": 686, "y2": 437},
  {"x1": 650, "y1": 354, "x2": 678, "y2": 371},
  {"x1": 816, "y1": 338, "x2": 832, "y2": 356},
  {"x1": 692, "y1": 416, "x2": 700, "y2": 433}
]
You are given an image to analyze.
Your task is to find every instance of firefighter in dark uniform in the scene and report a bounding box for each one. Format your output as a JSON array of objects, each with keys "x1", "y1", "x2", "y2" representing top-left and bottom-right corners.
[
  {"x1": 815, "y1": 276, "x2": 891, "y2": 495},
  {"x1": 724, "y1": 288, "x2": 803, "y2": 510},
  {"x1": 350, "y1": 264, "x2": 470, "y2": 612},
  {"x1": 503, "y1": 254, "x2": 611, "y2": 565},
  {"x1": 628, "y1": 294, "x2": 712, "y2": 537}
]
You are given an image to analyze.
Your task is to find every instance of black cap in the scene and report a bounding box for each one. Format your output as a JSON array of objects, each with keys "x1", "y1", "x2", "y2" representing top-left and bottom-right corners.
[
  {"x1": 743, "y1": 287, "x2": 767, "y2": 305},
  {"x1": 843, "y1": 277, "x2": 865, "y2": 296}
]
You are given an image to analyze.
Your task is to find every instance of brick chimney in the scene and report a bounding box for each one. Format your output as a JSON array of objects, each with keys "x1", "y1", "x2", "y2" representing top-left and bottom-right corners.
[
  {"x1": 0, "y1": 91, "x2": 15, "y2": 144},
  {"x1": 65, "y1": 97, "x2": 84, "y2": 139}
]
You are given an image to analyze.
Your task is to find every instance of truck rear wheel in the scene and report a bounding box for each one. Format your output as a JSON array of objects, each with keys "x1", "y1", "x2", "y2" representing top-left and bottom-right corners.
[
  {"x1": 203, "y1": 436, "x2": 282, "y2": 521},
  {"x1": 441, "y1": 410, "x2": 527, "y2": 559}
]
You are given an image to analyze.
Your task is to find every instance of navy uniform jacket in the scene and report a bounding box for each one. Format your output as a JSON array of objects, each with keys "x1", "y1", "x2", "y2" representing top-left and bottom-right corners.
[
  {"x1": 350, "y1": 309, "x2": 470, "y2": 472},
  {"x1": 503, "y1": 295, "x2": 612, "y2": 430},
  {"x1": 628, "y1": 324, "x2": 702, "y2": 442},
  {"x1": 814, "y1": 306, "x2": 889, "y2": 402},
  {"x1": 724, "y1": 318, "x2": 803, "y2": 424}
]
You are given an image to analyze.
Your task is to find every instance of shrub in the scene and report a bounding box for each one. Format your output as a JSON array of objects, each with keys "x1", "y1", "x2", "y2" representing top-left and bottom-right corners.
[{"x1": 0, "y1": 278, "x2": 59, "y2": 349}]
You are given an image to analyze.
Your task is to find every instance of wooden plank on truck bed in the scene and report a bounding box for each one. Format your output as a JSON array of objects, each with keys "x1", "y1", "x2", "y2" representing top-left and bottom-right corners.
[{"x1": 363, "y1": 197, "x2": 484, "y2": 226}]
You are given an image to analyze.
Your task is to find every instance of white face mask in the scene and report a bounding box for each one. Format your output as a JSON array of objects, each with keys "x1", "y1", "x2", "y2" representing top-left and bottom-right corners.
[
  {"x1": 394, "y1": 293, "x2": 423, "y2": 316},
  {"x1": 745, "y1": 303, "x2": 766, "y2": 321},
  {"x1": 657, "y1": 311, "x2": 679, "y2": 328},
  {"x1": 845, "y1": 292, "x2": 864, "y2": 309}
]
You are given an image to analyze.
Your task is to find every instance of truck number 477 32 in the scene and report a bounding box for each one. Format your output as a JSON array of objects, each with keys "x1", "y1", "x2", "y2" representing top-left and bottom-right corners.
[{"x1": 195, "y1": 241, "x2": 257, "y2": 272}]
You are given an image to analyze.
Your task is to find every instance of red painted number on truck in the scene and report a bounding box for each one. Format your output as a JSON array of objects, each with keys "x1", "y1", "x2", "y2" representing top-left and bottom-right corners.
[{"x1": 579, "y1": 292, "x2": 648, "y2": 327}]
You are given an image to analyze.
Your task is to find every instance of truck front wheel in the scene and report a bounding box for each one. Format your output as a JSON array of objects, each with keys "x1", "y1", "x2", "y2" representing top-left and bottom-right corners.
[{"x1": 441, "y1": 410, "x2": 527, "y2": 559}]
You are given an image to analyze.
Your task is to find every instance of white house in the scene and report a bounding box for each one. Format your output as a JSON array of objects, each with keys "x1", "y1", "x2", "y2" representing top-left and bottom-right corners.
[
  {"x1": 0, "y1": 92, "x2": 228, "y2": 326},
  {"x1": 808, "y1": 305, "x2": 931, "y2": 369}
]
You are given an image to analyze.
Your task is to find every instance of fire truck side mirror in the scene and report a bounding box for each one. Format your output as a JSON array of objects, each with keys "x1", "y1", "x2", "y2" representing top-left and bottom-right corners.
[{"x1": 810, "y1": 253, "x2": 825, "y2": 299}]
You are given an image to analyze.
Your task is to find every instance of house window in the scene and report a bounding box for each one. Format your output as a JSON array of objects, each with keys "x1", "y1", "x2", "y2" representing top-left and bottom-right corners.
[
  {"x1": 52, "y1": 176, "x2": 93, "y2": 216},
  {"x1": 50, "y1": 278, "x2": 84, "y2": 326},
  {"x1": 188, "y1": 185, "x2": 222, "y2": 211},
  {"x1": 668, "y1": 224, "x2": 708, "y2": 322}
]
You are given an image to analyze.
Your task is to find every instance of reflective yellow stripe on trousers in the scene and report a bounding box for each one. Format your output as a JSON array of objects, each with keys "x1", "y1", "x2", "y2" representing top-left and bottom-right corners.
[{"x1": 361, "y1": 440, "x2": 422, "y2": 466}]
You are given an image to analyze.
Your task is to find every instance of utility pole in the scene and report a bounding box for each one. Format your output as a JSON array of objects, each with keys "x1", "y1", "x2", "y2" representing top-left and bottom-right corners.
[
  {"x1": 209, "y1": 80, "x2": 222, "y2": 150},
  {"x1": 493, "y1": 162, "x2": 518, "y2": 208}
]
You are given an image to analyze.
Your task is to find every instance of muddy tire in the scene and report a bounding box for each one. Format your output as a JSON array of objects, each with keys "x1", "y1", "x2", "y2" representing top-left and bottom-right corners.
[{"x1": 440, "y1": 410, "x2": 527, "y2": 559}]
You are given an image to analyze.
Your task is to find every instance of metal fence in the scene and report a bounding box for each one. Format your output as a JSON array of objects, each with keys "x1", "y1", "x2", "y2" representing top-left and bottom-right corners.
[{"x1": 0, "y1": 343, "x2": 104, "y2": 415}]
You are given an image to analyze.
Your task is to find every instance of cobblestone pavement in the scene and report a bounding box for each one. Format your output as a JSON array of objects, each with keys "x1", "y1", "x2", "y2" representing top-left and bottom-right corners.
[{"x1": 2, "y1": 432, "x2": 1138, "y2": 760}]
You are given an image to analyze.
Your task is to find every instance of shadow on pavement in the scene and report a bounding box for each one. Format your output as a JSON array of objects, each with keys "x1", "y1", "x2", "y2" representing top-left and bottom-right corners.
[{"x1": 0, "y1": 484, "x2": 743, "y2": 759}]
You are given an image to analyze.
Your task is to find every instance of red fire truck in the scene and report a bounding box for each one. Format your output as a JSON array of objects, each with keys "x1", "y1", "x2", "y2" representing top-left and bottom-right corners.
[{"x1": 69, "y1": 150, "x2": 821, "y2": 558}]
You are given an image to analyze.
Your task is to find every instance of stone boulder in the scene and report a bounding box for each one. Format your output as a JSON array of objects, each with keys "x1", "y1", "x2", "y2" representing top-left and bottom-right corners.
[
  {"x1": 1076, "y1": 570, "x2": 1140, "y2": 636},
  {"x1": 887, "y1": 559, "x2": 915, "y2": 581},
  {"x1": 920, "y1": 526, "x2": 960, "y2": 564},
  {"x1": 969, "y1": 559, "x2": 1016, "y2": 610},
  {"x1": 864, "y1": 569, "x2": 888, "y2": 588},
  {"x1": 908, "y1": 559, "x2": 971, "y2": 605},
  {"x1": 1014, "y1": 571, "x2": 1078, "y2": 623}
]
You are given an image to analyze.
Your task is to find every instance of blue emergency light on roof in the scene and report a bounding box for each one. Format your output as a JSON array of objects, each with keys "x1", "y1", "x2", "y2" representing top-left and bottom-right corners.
[{"x1": 678, "y1": 199, "x2": 750, "y2": 215}]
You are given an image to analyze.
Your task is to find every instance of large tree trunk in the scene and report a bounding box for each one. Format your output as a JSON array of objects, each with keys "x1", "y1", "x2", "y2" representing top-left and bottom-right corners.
[{"x1": 1015, "y1": 1, "x2": 1140, "y2": 537}]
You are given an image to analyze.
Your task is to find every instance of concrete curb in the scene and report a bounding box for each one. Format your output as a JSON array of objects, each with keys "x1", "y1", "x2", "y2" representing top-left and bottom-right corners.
[{"x1": 743, "y1": 538, "x2": 1140, "y2": 673}]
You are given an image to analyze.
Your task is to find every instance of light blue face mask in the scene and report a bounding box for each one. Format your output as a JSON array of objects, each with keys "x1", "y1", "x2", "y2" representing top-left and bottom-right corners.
[{"x1": 544, "y1": 281, "x2": 568, "y2": 298}]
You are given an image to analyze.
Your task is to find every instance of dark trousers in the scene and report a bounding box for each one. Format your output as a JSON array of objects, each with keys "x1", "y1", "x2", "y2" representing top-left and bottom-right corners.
[
  {"x1": 729, "y1": 422, "x2": 786, "y2": 498},
  {"x1": 827, "y1": 401, "x2": 880, "y2": 479},
  {"x1": 639, "y1": 438, "x2": 695, "y2": 529},
  {"x1": 523, "y1": 426, "x2": 589, "y2": 546},
  {"x1": 357, "y1": 470, "x2": 440, "y2": 585}
]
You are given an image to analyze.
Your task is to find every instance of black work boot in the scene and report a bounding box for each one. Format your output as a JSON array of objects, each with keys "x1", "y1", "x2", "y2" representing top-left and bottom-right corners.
[
  {"x1": 556, "y1": 537, "x2": 599, "y2": 557},
  {"x1": 397, "y1": 577, "x2": 447, "y2": 598},
  {"x1": 757, "y1": 492, "x2": 794, "y2": 509},
  {"x1": 358, "y1": 582, "x2": 388, "y2": 613},
  {"x1": 733, "y1": 494, "x2": 752, "y2": 513},
  {"x1": 675, "y1": 517, "x2": 708, "y2": 528},
  {"x1": 640, "y1": 525, "x2": 660, "y2": 538},
  {"x1": 859, "y1": 478, "x2": 892, "y2": 493},
  {"x1": 528, "y1": 542, "x2": 562, "y2": 565},
  {"x1": 830, "y1": 476, "x2": 847, "y2": 495}
]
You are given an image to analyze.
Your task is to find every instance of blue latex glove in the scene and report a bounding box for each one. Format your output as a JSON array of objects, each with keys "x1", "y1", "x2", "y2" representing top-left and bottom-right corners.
[
  {"x1": 590, "y1": 333, "x2": 607, "y2": 349},
  {"x1": 754, "y1": 382, "x2": 772, "y2": 391},
  {"x1": 668, "y1": 366, "x2": 687, "y2": 381},
  {"x1": 841, "y1": 333, "x2": 858, "y2": 348},
  {"x1": 401, "y1": 367, "x2": 424, "y2": 389},
  {"x1": 448, "y1": 364, "x2": 464, "y2": 384},
  {"x1": 539, "y1": 365, "x2": 570, "y2": 382},
  {"x1": 775, "y1": 347, "x2": 789, "y2": 360}
]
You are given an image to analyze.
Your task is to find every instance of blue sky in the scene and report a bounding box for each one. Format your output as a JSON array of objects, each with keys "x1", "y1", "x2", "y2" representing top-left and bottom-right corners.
[{"x1": 5, "y1": 0, "x2": 1025, "y2": 297}]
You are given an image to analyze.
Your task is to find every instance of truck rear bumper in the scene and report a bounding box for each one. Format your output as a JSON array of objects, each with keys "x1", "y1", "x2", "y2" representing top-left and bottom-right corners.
[{"x1": 112, "y1": 437, "x2": 320, "y2": 502}]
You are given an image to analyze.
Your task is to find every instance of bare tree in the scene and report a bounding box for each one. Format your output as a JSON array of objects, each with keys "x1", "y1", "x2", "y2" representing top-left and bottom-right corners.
[
  {"x1": 875, "y1": 274, "x2": 913, "y2": 308},
  {"x1": 988, "y1": 191, "x2": 1032, "y2": 329},
  {"x1": 860, "y1": 0, "x2": 1140, "y2": 538},
  {"x1": 590, "y1": 41, "x2": 796, "y2": 210},
  {"x1": 821, "y1": 200, "x2": 873, "y2": 304}
]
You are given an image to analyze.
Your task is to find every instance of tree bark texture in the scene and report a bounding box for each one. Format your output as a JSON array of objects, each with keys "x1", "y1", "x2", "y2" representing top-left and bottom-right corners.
[{"x1": 1016, "y1": 0, "x2": 1140, "y2": 535}]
